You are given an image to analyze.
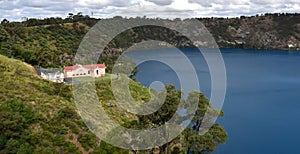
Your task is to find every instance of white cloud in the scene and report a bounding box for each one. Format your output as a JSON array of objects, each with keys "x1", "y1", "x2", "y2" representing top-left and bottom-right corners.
[{"x1": 0, "y1": 0, "x2": 299, "y2": 21}]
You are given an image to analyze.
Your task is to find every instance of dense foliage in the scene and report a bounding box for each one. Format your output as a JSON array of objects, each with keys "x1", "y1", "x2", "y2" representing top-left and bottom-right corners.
[
  {"x1": 0, "y1": 54, "x2": 227, "y2": 153},
  {"x1": 0, "y1": 13, "x2": 298, "y2": 71}
]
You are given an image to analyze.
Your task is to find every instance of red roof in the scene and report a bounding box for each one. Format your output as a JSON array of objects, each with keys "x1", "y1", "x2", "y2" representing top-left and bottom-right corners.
[
  {"x1": 64, "y1": 64, "x2": 106, "y2": 71},
  {"x1": 83, "y1": 64, "x2": 106, "y2": 69},
  {"x1": 64, "y1": 65, "x2": 80, "y2": 71}
]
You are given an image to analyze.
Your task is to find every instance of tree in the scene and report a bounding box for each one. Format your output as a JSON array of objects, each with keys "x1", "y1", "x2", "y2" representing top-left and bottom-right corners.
[
  {"x1": 180, "y1": 91, "x2": 228, "y2": 153},
  {"x1": 1, "y1": 19, "x2": 9, "y2": 25},
  {"x1": 101, "y1": 84, "x2": 226, "y2": 153},
  {"x1": 113, "y1": 86, "x2": 227, "y2": 153},
  {"x1": 68, "y1": 13, "x2": 74, "y2": 19}
]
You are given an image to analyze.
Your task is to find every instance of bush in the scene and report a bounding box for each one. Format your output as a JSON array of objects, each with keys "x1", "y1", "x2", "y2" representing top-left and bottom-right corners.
[
  {"x1": 5, "y1": 139, "x2": 20, "y2": 154},
  {"x1": 57, "y1": 107, "x2": 78, "y2": 120},
  {"x1": 0, "y1": 135, "x2": 7, "y2": 150},
  {"x1": 78, "y1": 132, "x2": 97, "y2": 150}
]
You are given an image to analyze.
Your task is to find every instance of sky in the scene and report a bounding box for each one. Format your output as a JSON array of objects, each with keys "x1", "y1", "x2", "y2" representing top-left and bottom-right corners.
[{"x1": 0, "y1": 0, "x2": 299, "y2": 21}]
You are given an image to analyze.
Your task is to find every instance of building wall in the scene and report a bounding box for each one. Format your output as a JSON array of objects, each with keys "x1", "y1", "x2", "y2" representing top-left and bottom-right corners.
[
  {"x1": 64, "y1": 71, "x2": 73, "y2": 78},
  {"x1": 93, "y1": 68, "x2": 106, "y2": 77},
  {"x1": 48, "y1": 73, "x2": 64, "y2": 83},
  {"x1": 64, "y1": 66, "x2": 106, "y2": 78},
  {"x1": 65, "y1": 66, "x2": 90, "y2": 78},
  {"x1": 41, "y1": 72, "x2": 64, "y2": 83}
]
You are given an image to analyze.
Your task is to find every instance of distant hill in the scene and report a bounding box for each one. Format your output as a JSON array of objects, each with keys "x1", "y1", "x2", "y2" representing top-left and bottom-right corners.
[
  {"x1": 0, "y1": 13, "x2": 299, "y2": 69},
  {"x1": 199, "y1": 13, "x2": 299, "y2": 50}
]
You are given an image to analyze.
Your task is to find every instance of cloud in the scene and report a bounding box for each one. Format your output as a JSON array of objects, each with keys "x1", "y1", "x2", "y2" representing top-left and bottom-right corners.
[
  {"x1": 187, "y1": 0, "x2": 299, "y2": 17},
  {"x1": 146, "y1": 0, "x2": 174, "y2": 6},
  {"x1": 0, "y1": 0, "x2": 299, "y2": 21},
  {"x1": 77, "y1": 0, "x2": 131, "y2": 8}
]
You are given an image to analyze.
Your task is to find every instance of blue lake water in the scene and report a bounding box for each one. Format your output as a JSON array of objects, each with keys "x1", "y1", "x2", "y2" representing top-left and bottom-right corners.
[{"x1": 125, "y1": 48, "x2": 300, "y2": 154}]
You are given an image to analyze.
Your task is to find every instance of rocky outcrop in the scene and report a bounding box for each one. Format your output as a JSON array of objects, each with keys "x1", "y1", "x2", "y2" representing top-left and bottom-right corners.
[{"x1": 199, "y1": 13, "x2": 300, "y2": 50}]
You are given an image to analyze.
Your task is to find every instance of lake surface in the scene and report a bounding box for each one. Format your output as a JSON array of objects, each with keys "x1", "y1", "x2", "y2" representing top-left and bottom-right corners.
[{"x1": 125, "y1": 48, "x2": 300, "y2": 154}]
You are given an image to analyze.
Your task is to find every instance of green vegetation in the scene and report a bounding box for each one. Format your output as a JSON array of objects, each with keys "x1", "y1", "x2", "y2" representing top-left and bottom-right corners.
[
  {"x1": 0, "y1": 54, "x2": 83, "y2": 153},
  {"x1": 0, "y1": 13, "x2": 298, "y2": 73},
  {"x1": 0, "y1": 11, "x2": 298, "y2": 153},
  {"x1": 11, "y1": 12, "x2": 300, "y2": 153},
  {"x1": 0, "y1": 54, "x2": 227, "y2": 153},
  {"x1": 198, "y1": 13, "x2": 299, "y2": 49},
  {"x1": 2, "y1": 12, "x2": 296, "y2": 153},
  {"x1": 0, "y1": 22, "x2": 88, "y2": 68}
]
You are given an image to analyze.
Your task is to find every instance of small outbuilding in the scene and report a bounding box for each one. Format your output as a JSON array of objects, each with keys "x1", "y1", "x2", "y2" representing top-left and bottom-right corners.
[{"x1": 36, "y1": 68, "x2": 64, "y2": 83}]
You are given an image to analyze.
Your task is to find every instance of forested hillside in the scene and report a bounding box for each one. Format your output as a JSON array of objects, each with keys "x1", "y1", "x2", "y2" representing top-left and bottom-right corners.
[
  {"x1": 0, "y1": 13, "x2": 298, "y2": 70},
  {"x1": 0, "y1": 16, "x2": 93, "y2": 68},
  {"x1": 200, "y1": 13, "x2": 299, "y2": 49}
]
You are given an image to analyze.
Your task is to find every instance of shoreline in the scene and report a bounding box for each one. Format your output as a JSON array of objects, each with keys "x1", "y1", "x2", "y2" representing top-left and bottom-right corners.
[{"x1": 122, "y1": 46, "x2": 300, "y2": 53}]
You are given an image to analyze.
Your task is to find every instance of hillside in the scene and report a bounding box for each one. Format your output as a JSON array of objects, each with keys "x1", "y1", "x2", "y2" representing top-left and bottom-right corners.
[
  {"x1": 0, "y1": 55, "x2": 227, "y2": 153},
  {"x1": 0, "y1": 54, "x2": 149, "y2": 153},
  {"x1": 0, "y1": 22, "x2": 88, "y2": 68},
  {"x1": 200, "y1": 13, "x2": 300, "y2": 49},
  {"x1": 0, "y1": 13, "x2": 299, "y2": 70}
]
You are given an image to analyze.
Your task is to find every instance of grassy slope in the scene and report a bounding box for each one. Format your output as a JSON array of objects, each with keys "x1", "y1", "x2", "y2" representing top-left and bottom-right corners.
[{"x1": 0, "y1": 54, "x2": 150, "y2": 153}]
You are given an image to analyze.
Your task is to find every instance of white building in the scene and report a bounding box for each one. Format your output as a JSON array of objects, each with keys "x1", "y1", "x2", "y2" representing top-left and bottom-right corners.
[
  {"x1": 36, "y1": 68, "x2": 64, "y2": 83},
  {"x1": 64, "y1": 64, "x2": 106, "y2": 78}
]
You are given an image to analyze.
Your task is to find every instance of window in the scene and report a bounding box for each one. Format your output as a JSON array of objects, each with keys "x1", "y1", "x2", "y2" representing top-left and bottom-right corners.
[
  {"x1": 73, "y1": 74, "x2": 75, "y2": 76},
  {"x1": 84, "y1": 73, "x2": 86, "y2": 75},
  {"x1": 96, "y1": 70, "x2": 99, "y2": 75},
  {"x1": 88, "y1": 71, "x2": 90, "y2": 74}
]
